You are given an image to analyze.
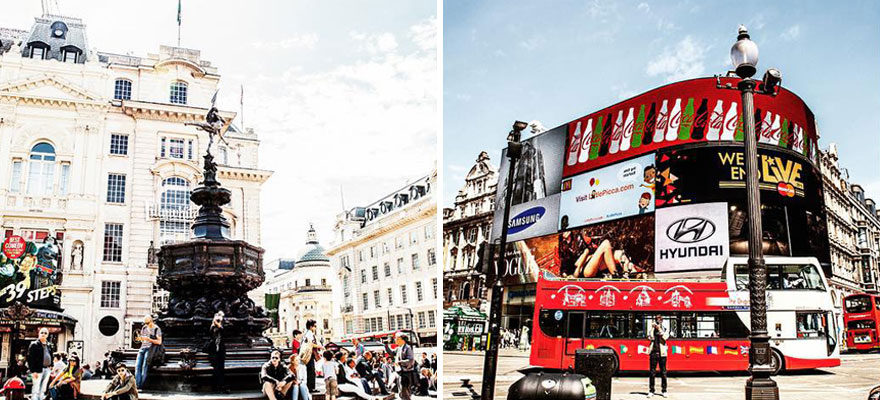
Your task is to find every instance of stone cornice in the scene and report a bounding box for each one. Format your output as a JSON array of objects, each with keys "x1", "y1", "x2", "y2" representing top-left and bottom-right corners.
[
  {"x1": 117, "y1": 100, "x2": 236, "y2": 127},
  {"x1": 326, "y1": 200, "x2": 436, "y2": 255},
  {"x1": 218, "y1": 167, "x2": 273, "y2": 183}
]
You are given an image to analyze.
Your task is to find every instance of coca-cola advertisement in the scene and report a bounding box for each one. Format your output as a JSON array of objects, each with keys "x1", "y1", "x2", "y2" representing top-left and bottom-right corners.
[
  {"x1": 492, "y1": 126, "x2": 565, "y2": 242},
  {"x1": 563, "y1": 77, "x2": 819, "y2": 178}
]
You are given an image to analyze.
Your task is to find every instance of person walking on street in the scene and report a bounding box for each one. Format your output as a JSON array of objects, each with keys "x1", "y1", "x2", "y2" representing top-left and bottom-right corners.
[
  {"x1": 207, "y1": 312, "x2": 227, "y2": 393},
  {"x1": 134, "y1": 315, "x2": 162, "y2": 388},
  {"x1": 301, "y1": 320, "x2": 323, "y2": 393},
  {"x1": 28, "y1": 327, "x2": 53, "y2": 400},
  {"x1": 394, "y1": 334, "x2": 415, "y2": 400},
  {"x1": 647, "y1": 315, "x2": 669, "y2": 398},
  {"x1": 101, "y1": 363, "x2": 139, "y2": 400}
]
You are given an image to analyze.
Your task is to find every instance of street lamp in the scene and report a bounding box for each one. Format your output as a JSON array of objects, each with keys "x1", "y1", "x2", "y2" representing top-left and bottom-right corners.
[
  {"x1": 480, "y1": 120, "x2": 528, "y2": 399},
  {"x1": 722, "y1": 25, "x2": 780, "y2": 400}
]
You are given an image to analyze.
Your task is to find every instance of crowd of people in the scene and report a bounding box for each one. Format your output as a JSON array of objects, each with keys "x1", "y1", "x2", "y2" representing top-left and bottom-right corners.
[{"x1": 499, "y1": 327, "x2": 530, "y2": 351}]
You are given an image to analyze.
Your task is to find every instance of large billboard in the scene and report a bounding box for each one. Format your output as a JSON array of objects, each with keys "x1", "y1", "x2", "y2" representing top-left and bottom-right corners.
[
  {"x1": 563, "y1": 77, "x2": 819, "y2": 178},
  {"x1": 0, "y1": 236, "x2": 63, "y2": 310},
  {"x1": 559, "y1": 153, "x2": 655, "y2": 230},
  {"x1": 655, "y1": 202, "x2": 730, "y2": 273},
  {"x1": 492, "y1": 126, "x2": 565, "y2": 242}
]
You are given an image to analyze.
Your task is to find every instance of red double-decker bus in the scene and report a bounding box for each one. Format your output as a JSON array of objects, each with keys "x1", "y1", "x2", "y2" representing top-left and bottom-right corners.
[
  {"x1": 843, "y1": 294, "x2": 880, "y2": 351},
  {"x1": 529, "y1": 257, "x2": 840, "y2": 374}
]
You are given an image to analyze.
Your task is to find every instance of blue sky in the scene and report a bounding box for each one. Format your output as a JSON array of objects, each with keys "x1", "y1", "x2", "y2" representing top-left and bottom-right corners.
[
  {"x1": 1, "y1": 1, "x2": 437, "y2": 261},
  {"x1": 443, "y1": 0, "x2": 880, "y2": 207}
]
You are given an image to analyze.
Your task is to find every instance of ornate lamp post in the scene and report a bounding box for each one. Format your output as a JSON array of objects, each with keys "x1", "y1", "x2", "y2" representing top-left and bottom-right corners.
[
  {"x1": 480, "y1": 120, "x2": 528, "y2": 399},
  {"x1": 720, "y1": 25, "x2": 782, "y2": 400}
]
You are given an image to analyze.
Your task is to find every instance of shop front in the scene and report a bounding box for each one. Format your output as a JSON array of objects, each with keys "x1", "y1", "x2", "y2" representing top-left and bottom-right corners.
[{"x1": 443, "y1": 304, "x2": 488, "y2": 351}]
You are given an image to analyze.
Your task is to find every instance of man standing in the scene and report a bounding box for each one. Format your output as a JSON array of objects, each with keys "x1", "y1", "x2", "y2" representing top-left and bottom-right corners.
[
  {"x1": 134, "y1": 315, "x2": 162, "y2": 388},
  {"x1": 394, "y1": 334, "x2": 415, "y2": 400},
  {"x1": 352, "y1": 338, "x2": 365, "y2": 360},
  {"x1": 302, "y1": 320, "x2": 323, "y2": 393},
  {"x1": 647, "y1": 315, "x2": 669, "y2": 398},
  {"x1": 28, "y1": 327, "x2": 53, "y2": 400}
]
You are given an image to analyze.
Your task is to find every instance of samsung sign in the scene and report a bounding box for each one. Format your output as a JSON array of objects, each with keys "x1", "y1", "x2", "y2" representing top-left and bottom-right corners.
[
  {"x1": 655, "y1": 203, "x2": 729, "y2": 273},
  {"x1": 508, "y1": 206, "x2": 546, "y2": 234}
]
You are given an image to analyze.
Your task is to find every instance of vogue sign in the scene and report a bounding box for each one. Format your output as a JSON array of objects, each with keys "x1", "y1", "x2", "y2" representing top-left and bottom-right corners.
[{"x1": 655, "y1": 203, "x2": 729, "y2": 273}]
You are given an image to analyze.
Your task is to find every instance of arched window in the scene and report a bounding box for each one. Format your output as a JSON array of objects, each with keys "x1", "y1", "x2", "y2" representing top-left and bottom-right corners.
[
  {"x1": 114, "y1": 79, "x2": 132, "y2": 100},
  {"x1": 27, "y1": 142, "x2": 55, "y2": 195},
  {"x1": 160, "y1": 177, "x2": 190, "y2": 210},
  {"x1": 170, "y1": 81, "x2": 187, "y2": 105}
]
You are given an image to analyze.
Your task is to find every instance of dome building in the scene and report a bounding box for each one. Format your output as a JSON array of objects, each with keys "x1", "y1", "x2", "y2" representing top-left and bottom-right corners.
[{"x1": 263, "y1": 225, "x2": 337, "y2": 345}]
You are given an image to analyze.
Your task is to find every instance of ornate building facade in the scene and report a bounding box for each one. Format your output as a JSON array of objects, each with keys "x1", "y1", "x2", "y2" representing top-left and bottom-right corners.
[
  {"x1": 328, "y1": 167, "x2": 438, "y2": 345},
  {"x1": 0, "y1": 14, "x2": 270, "y2": 365},
  {"x1": 819, "y1": 143, "x2": 880, "y2": 348},
  {"x1": 442, "y1": 151, "x2": 496, "y2": 310},
  {"x1": 262, "y1": 226, "x2": 336, "y2": 346}
]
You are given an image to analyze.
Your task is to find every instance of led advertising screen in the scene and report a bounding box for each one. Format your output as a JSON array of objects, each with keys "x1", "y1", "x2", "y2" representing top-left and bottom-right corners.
[
  {"x1": 655, "y1": 202, "x2": 730, "y2": 273},
  {"x1": 563, "y1": 77, "x2": 819, "y2": 178},
  {"x1": 559, "y1": 153, "x2": 655, "y2": 230},
  {"x1": 492, "y1": 126, "x2": 565, "y2": 242}
]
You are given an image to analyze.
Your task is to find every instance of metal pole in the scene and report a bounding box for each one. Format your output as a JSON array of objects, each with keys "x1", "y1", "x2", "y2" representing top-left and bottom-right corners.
[
  {"x1": 480, "y1": 128, "x2": 522, "y2": 399},
  {"x1": 739, "y1": 78, "x2": 779, "y2": 400}
]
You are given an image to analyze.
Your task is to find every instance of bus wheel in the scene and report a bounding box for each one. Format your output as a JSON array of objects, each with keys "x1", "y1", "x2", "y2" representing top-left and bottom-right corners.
[
  {"x1": 769, "y1": 349, "x2": 784, "y2": 375},
  {"x1": 598, "y1": 347, "x2": 620, "y2": 376}
]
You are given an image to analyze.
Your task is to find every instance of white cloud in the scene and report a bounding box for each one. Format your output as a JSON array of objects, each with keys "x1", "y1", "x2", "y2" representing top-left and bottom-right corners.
[
  {"x1": 410, "y1": 16, "x2": 437, "y2": 51},
  {"x1": 645, "y1": 36, "x2": 709, "y2": 83},
  {"x1": 519, "y1": 36, "x2": 544, "y2": 51},
  {"x1": 249, "y1": 19, "x2": 437, "y2": 261},
  {"x1": 781, "y1": 25, "x2": 801, "y2": 41},
  {"x1": 252, "y1": 33, "x2": 319, "y2": 50},
  {"x1": 637, "y1": 2, "x2": 650, "y2": 13}
]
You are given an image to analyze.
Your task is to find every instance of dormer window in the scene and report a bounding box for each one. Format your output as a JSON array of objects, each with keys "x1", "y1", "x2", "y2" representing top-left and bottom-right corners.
[
  {"x1": 114, "y1": 79, "x2": 132, "y2": 100},
  {"x1": 50, "y1": 21, "x2": 68, "y2": 39},
  {"x1": 170, "y1": 81, "x2": 187, "y2": 105},
  {"x1": 63, "y1": 50, "x2": 78, "y2": 63},
  {"x1": 30, "y1": 46, "x2": 46, "y2": 59}
]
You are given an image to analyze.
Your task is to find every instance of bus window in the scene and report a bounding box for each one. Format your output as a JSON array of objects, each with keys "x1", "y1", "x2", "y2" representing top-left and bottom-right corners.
[
  {"x1": 847, "y1": 320, "x2": 875, "y2": 330},
  {"x1": 586, "y1": 313, "x2": 628, "y2": 339},
  {"x1": 680, "y1": 313, "x2": 720, "y2": 338},
  {"x1": 796, "y1": 312, "x2": 826, "y2": 338},
  {"x1": 844, "y1": 295, "x2": 872, "y2": 313},
  {"x1": 568, "y1": 312, "x2": 585, "y2": 338},
  {"x1": 637, "y1": 313, "x2": 676, "y2": 338},
  {"x1": 735, "y1": 264, "x2": 825, "y2": 291},
  {"x1": 719, "y1": 312, "x2": 749, "y2": 338},
  {"x1": 539, "y1": 309, "x2": 565, "y2": 337}
]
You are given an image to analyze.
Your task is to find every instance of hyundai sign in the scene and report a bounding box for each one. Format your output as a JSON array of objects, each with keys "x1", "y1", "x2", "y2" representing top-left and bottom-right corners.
[{"x1": 655, "y1": 202, "x2": 729, "y2": 273}]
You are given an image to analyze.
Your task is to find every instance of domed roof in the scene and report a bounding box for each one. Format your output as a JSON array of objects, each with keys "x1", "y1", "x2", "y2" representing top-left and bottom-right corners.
[{"x1": 296, "y1": 224, "x2": 329, "y2": 263}]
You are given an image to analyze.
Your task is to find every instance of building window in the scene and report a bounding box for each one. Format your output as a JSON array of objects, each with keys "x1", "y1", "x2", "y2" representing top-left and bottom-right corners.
[
  {"x1": 412, "y1": 253, "x2": 420, "y2": 270},
  {"x1": 370, "y1": 246, "x2": 376, "y2": 258},
  {"x1": 101, "y1": 281, "x2": 121, "y2": 308},
  {"x1": 371, "y1": 265, "x2": 379, "y2": 281},
  {"x1": 360, "y1": 269, "x2": 367, "y2": 284},
  {"x1": 187, "y1": 139, "x2": 194, "y2": 160},
  {"x1": 416, "y1": 281, "x2": 424, "y2": 302},
  {"x1": 358, "y1": 250, "x2": 364, "y2": 262},
  {"x1": 162, "y1": 138, "x2": 185, "y2": 159},
  {"x1": 384, "y1": 262, "x2": 391, "y2": 277},
  {"x1": 110, "y1": 134, "x2": 129, "y2": 155},
  {"x1": 62, "y1": 50, "x2": 77, "y2": 63},
  {"x1": 362, "y1": 293, "x2": 369, "y2": 311},
  {"x1": 395, "y1": 236, "x2": 404, "y2": 249},
  {"x1": 397, "y1": 257, "x2": 404, "y2": 274},
  {"x1": 106, "y1": 174, "x2": 126, "y2": 203},
  {"x1": 432, "y1": 278, "x2": 438, "y2": 299},
  {"x1": 9, "y1": 160, "x2": 22, "y2": 193},
  {"x1": 152, "y1": 283, "x2": 169, "y2": 315},
  {"x1": 103, "y1": 223, "x2": 123, "y2": 262},
  {"x1": 382, "y1": 241, "x2": 389, "y2": 254},
  {"x1": 400, "y1": 284, "x2": 408, "y2": 304},
  {"x1": 387, "y1": 288, "x2": 394, "y2": 306},
  {"x1": 30, "y1": 46, "x2": 46, "y2": 59},
  {"x1": 161, "y1": 177, "x2": 191, "y2": 210},
  {"x1": 425, "y1": 224, "x2": 434, "y2": 240},
  {"x1": 410, "y1": 231, "x2": 419, "y2": 245},
  {"x1": 114, "y1": 79, "x2": 132, "y2": 100},
  {"x1": 321, "y1": 278, "x2": 327, "y2": 286},
  {"x1": 427, "y1": 248, "x2": 436, "y2": 266},
  {"x1": 341, "y1": 255, "x2": 350, "y2": 269},
  {"x1": 27, "y1": 142, "x2": 56, "y2": 196},
  {"x1": 418, "y1": 312, "x2": 426, "y2": 329},
  {"x1": 170, "y1": 81, "x2": 187, "y2": 104},
  {"x1": 396, "y1": 315, "x2": 405, "y2": 329},
  {"x1": 374, "y1": 290, "x2": 381, "y2": 308},
  {"x1": 428, "y1": 310, "x2": 436, "y2": 328}
]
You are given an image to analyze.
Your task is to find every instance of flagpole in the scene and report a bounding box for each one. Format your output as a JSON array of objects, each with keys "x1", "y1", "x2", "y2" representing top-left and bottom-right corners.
[{"x1": 177, "y1": 0, "x2": 182, "y2": 47}]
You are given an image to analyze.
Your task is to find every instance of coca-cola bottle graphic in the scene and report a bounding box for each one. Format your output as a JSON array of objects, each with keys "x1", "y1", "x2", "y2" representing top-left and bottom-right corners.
[
  {"x1": 734, "y1": 112, "x2": 744, "y2": 141},
  {"x1": 665, "y1": 98, "x2": 682, "y2": 141},
  {"x1": 751, "y1": 108, "x2": 763, "y2": 142},
  {"x1": 653, "y1": 99, "x2": 669, "y2": 143},
  {"x1": 691, "y1": 98, "x2": 709, "y2": 140},
  {"x1": 791, "y1": 123, "x2": 804, "y2": 153},
  {"x1": 567, "y1": 121, "x2": 583, "y2": 166},
  {"x1": 609, "y1": 110, "x2": 624, "y2": 154},
  {"x1": 632, "y1": 104, "x2": 646, "y2": 148},
  {"x1": 589, "y1": 115, "x2": 605, "y2": 160},
  {"x1": 779, "y1": 118, "x2": 790, "y2": 148},
  {"x1": 620, "y1": 107, "x2": 635, "y2": 152},
  {"x1": 598, "y1": 112, "x2": 613, "y2": 157},
  {"x1": 758, "y1": 111, "x2": 775, "y2": 144},
  {"x1": 769, "y1": 113, "x2": 781, "y2": 146},
  {"x1": 677, "y1": 97, "x2": 695, "y2": 141},
  {"x1": 578, "y1": 118, "x2": 594, "y2": 163},
  {"x1": 720, "y1": 101, "x2": 738, "y2": 141},
  {"x1": 643, "y1": 102, "x2": 657, "y2": 146},
  {"x1": 706, "y1": 99, "x2": 724, "y2": 140}
]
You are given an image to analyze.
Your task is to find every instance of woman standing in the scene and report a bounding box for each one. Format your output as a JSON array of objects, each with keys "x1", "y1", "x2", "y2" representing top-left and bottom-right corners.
[{"x1": 207, "y1": 312, "x2": 227, "y2": 393}]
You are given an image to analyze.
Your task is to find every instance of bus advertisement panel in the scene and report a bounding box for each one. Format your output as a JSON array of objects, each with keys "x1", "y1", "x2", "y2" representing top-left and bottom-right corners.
[
  {"x1": 492, "y1": 126, "x2": 565, "y2": 242},
  {"x1": 563, "y1": 77, "x2": 820, "y2": 178}
]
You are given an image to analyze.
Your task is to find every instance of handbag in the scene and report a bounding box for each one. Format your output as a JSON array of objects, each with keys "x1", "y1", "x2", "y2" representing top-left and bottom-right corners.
[{"x1": 147, "y1": 333, "x2": 166, "y2": 367}]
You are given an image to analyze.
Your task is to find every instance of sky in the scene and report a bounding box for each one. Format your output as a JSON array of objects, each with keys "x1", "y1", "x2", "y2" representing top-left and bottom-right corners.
[
  {"x1": 0, "y1": 0, "x2": 438, "y2": 262},
  {"x1": 443, "y1": 0, "x2": 880, "y2": 208}
]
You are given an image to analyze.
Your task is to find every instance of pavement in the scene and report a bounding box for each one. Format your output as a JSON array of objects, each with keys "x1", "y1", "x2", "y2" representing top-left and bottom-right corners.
[{"x1": 443, "y1": 349, "x2": 880, "y2": 400}]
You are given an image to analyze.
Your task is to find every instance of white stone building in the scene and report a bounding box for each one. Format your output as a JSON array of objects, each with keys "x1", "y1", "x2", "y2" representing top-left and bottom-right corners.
[
  {"x1": 819, "y1": 143, "x2": 880, "y2": 348},
  {"x1": 0, "y1": 14, "x2": 270, "y2": 365},
  {"x1": 262, "y1": 225, "x2": 337, "y2": 346},
  {"x1": 328, "y1": 167, "x2": 438, "y2": 345}
]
